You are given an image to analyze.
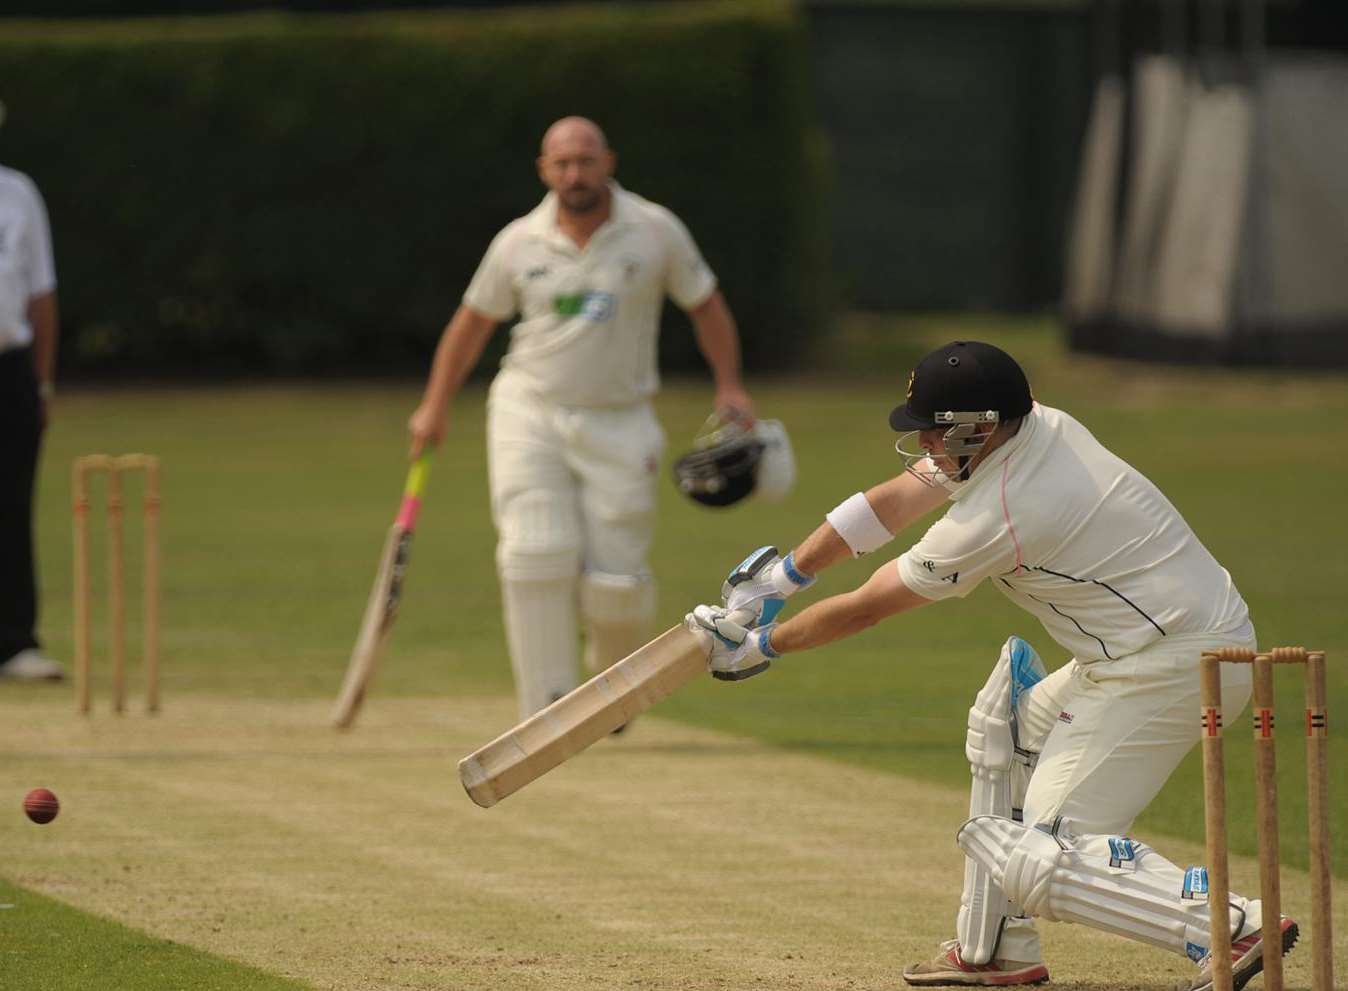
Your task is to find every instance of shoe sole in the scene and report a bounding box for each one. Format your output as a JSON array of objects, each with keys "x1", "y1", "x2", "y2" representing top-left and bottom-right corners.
[{"x1": 902, "y1": 965, "x2": 1050, "y2": 987}]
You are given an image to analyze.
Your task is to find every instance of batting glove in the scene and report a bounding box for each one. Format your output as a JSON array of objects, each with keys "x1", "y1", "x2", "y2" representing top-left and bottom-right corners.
[
  {"x1": 721, "y1": 545, "x2": 814, "y2": 629},
  {"x1": 685, "y1": 603, "x2": 779, "y2": 681}
]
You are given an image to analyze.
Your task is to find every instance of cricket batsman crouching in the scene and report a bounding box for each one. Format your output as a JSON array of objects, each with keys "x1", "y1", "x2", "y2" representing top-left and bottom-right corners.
[{"x1": 686, "y1": 341, "x2": 1294, "y2": 990}]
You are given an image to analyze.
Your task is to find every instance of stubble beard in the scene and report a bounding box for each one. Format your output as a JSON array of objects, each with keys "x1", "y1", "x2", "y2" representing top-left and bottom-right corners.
[{"x1": 559, "y1": 185, "x2": 604, "y2": 215}]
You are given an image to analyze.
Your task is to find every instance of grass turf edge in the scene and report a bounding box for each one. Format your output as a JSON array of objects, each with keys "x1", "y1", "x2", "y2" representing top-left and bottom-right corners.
[{"x1": 0, "y1": 876, "x2": 313, "y2": 991}]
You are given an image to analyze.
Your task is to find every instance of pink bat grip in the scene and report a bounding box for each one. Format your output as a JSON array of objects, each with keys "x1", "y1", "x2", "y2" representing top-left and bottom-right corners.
[{"x1": 395, "y1": 494, "x2": 422, "y2": 531}]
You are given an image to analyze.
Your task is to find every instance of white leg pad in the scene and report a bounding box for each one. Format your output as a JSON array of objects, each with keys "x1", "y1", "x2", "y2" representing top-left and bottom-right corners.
[
  {"x1": 959, "y1": 815, "x2": 1259, "y2": 962},
  {"x1": 580, "y1": 571, "x2": 657, "y2": 674},
  {"x1": 960, "y1": 767, "x2": 1014, "y2": 964},
  {"x1": 494, "y1": 489, "x2": 584, "y2": 719},
  {"x1": 958, "y1": 637, "x2": 1046, "y2": 965},
  {"x1": 495, "y1": 490, "x2": 583, "y2": 582},
  {"x1": 997, "y1": 917, "x2": 1042, "y2": 965},
  {"x1": 500, "y1": 576, "x2": 579, "y2": 720}
]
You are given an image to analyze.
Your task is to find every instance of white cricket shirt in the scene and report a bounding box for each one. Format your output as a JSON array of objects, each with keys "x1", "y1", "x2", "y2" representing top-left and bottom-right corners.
[
  {"x1": 897, "y1": 404, "x2": 1250, "y2": 663},
  {"x1": 0, "y1": 166, "x2": 56, "y2": 352},
  {"x1": 462, "y1": 181, "x2": 716, "y2": 407}
]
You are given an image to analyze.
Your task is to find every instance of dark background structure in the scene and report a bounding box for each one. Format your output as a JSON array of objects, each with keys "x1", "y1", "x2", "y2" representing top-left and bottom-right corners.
[{"x1": 2, "y1": 0, "x2": 1345, "y2": 373}]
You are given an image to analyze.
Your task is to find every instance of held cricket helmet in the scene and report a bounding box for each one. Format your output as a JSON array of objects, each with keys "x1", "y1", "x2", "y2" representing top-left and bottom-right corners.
[
  {"x1": 889, "y1": 341, "x2": 1032, "y2": 484},
  {"x1": 672, "y1": 414, "x2": 796, "y2": 508}
]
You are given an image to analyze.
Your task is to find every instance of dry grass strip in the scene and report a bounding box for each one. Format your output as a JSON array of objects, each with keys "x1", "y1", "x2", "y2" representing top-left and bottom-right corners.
[{"x1": 2, "y1": 695, "x2": 1342, "y2": 990}]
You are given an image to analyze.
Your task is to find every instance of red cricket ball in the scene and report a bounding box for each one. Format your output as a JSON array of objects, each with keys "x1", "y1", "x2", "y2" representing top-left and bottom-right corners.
[{"x1": 23, "y1": 788, "x2": 59, "y2": 824}]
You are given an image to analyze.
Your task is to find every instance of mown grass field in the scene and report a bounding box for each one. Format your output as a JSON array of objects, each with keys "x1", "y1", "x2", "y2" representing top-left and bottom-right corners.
[{"x1": 3, "y1": 315, "x2": 1345, "y2": 989}]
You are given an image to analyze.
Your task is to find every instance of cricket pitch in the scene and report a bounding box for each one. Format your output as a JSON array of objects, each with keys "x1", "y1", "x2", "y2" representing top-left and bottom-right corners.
[{"x1": 1, "y1": 694, "x2": 1342, "y2": 990}]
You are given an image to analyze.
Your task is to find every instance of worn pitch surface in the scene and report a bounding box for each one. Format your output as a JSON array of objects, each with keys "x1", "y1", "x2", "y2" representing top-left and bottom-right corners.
[{"x1": 2, "y1": 695, "x2": 1342, "y2": 990}]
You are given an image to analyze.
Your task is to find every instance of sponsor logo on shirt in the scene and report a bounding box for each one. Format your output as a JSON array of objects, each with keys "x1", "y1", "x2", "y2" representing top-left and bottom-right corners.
[
  {"x1": 554, "y1": 291, "x2": 614, "y2": 322},
  {"x1": 525, "y1": 265, "x2": 551, "y2": 280},
  {"x1": 1058, "y1": 710, "x2": 1074, "y2": 724},
  {"x1": 920, "y1": 559, "x2": 958, "y2": 584}
]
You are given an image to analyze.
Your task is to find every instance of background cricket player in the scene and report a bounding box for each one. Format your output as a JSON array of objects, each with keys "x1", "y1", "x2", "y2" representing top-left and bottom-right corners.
[
  {"x1": 688, "y1": 341, "x2": 1291, "y2": 990},
  {"x1": 0, "y1": 97, "x2": 63, "y2": 684},
  {"x1": 408, "y1": 116, "x2": 755, "y2": 719}
]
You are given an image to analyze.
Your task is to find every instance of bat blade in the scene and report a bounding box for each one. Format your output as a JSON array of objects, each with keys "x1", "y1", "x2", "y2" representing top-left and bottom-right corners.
[
  {"x1": 458, "y1": 624, "x2": 709, "y2": 807},
  {"x1": 331, "y1": 525, "x2": 408, "y2": 728},
  {"x1": 331, "y1": 457, "x2": 429, "y2": 729}
]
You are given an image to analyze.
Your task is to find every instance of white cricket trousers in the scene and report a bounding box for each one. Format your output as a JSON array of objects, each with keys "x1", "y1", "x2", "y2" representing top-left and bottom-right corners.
[
  {"x1": 1017, "y1": 623, "x2": 1256, "y2": 833},
  {"x1": 486, "y1": 370, "x2": 665, "y2": 717}
]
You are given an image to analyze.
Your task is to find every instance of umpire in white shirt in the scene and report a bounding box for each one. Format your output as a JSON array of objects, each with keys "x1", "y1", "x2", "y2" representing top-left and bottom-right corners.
[
  {"x1": 0, "y1": 100, "x2": 63, "y2": 681},
  {"x1": 689, "y1": 341, "x2": 1290, "y2": 991},
  {"x1": 408, "y1": 116, "x2": 754, "y2": 719}
]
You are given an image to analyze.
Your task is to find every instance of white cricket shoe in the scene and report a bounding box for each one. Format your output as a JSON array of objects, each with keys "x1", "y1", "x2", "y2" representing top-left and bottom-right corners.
[
  {"x1": 903, "y1": 939, "x2": 1049, "y2": 986},
  {"x1": 0, "y1": 649, "x2": 65, "y2": 681}
]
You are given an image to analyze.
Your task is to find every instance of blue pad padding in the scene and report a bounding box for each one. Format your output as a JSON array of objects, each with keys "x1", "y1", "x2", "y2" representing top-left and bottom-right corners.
[{"x1": 1008, "y1": 636, "x2": 1045, "y2": 711}]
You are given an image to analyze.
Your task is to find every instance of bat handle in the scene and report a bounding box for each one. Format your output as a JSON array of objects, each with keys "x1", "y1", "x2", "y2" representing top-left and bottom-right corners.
[{"x1": 397, "y1": 456, "x2": 431, "y2": 529}]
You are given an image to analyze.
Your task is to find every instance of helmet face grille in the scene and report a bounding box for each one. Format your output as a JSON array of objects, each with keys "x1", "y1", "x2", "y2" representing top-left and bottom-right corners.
[
  {"x1": 672, "y1": 415, "x2": 795, "y2": 508},
  {"x1": 672, "y1": 432, "x2": 765, "y2": 507}
]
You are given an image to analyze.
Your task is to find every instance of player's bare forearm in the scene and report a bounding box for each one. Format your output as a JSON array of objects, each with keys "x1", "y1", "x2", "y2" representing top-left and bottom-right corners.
[
  {"x1": 420, "y1": 305, "x2": 498, "y2": 413},
  {"x1": 688, "y1": 290, "x2": 752, "y2": 419},
  {"x1": 789, "y1": 473, "x2": 945, "y2": 579},
  {"x1": 408, "y1": 306, "x2": 498, "y2": 459},
  {"x1": 864, "y1": 470, "x2": 948, "y2": 535},
  {"x1": 28, "y1": 290, "x2": 58, "y2": 387},
  {"x1": 769, "y1": 562, "x2": 931, "y2": 656},
  {"x1": 789, "y1": 522, "x2": 855, "y2": 578}
]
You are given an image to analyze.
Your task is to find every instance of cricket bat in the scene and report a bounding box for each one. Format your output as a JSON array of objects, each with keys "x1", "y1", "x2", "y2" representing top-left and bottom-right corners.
[
  {"x1": 331, "y1": 456, "x2": 431, "y2": 729},
  {"x1": 458, "y1": 624, "x2": 709, "y2": 807}
]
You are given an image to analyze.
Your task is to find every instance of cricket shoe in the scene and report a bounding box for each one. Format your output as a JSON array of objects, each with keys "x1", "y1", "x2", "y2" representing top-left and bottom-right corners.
[
  {"x1": 1179, "y1": 917, "x2": 1298, "y2": 991},
  {"x1": 902, "y1": 939, "x2": 1049, "y2": 986},
  {"x1": 0, "y1": 649, "x2": 65, "y2": 681}
]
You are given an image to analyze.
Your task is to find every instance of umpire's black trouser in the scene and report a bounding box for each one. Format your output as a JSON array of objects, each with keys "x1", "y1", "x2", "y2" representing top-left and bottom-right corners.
[{"x1": 0, "y1": 346, "x2": 43, "y2": 661}]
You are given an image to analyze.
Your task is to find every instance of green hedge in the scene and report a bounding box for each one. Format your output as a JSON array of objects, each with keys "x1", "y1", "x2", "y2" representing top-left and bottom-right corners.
[{"x1": 0, "y1": 2, "x2": 827, "y2": 375}]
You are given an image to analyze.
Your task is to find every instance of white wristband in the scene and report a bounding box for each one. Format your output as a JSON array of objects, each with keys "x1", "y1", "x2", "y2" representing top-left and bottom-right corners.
[{"x1": 825, "y1": 492, "x2": 894, "y2": 558}]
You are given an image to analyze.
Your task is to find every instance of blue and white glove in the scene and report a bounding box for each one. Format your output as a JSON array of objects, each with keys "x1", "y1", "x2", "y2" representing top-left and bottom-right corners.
[
  {"x1": 721, "y1": 545, "x2": 815, "y2": 628},
  {"x1": 684, "y1": 604, "x2": 779, "y2": 681}
]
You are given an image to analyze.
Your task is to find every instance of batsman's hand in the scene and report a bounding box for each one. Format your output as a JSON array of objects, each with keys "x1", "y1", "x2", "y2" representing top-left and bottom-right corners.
[
  {"x1": 721, "y1": 545, "x2": 814, "y2": 628},
  {"x1": 714, "y1": 385, "x2": 756, "y2": 429},
  {"x1": 407, "y1": 402, "x2": 446, "y2": 460},
  {"x1": 685, "y1": 604, "x2": 777, "y2": 681}
]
